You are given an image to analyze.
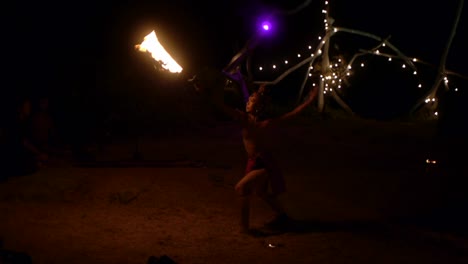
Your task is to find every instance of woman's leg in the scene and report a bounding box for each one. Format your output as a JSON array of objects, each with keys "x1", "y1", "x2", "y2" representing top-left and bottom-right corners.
[
  {"x1": 256, "y1": 185, "x2": 289, "y2": 229},
  {"x1": 235, "y1": 169, "x2": 268, "y2": 232},
  {"x1": 260, "y1": 193, "x2": 285, "y2": 216}
]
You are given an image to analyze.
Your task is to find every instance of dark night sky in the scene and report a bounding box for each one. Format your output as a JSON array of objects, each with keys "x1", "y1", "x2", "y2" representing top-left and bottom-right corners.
[
  {"x1": 5, "y1": 1, "x2": 467, "y2": 73},
  {"x1": 3, "y1": 0, "x2": 467, "y2": 120}
]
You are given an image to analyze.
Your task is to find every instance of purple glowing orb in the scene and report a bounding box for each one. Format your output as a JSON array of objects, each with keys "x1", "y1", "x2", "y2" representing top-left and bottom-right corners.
[{"x1": 261, "y1": 21, "x2": 271, "y2": 31}]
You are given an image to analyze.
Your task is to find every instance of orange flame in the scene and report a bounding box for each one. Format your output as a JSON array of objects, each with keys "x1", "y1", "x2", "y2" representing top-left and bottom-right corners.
[{"x1": 135, "y1": 30, "x2": 183, "y2": 73}]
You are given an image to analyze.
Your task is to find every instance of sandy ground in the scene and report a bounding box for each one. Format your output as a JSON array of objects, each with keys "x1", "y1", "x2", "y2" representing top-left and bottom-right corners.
[{"x1": 1, "y1": 119, "x2": 467, "y2": 264}]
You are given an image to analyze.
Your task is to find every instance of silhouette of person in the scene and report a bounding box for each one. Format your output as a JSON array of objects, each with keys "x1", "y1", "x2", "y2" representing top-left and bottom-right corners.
[
  {"x1": 29, "y1": 96, "x2": 57, "y2": 156},
  {"x1": 1, "y1": 97, "x2": 48, "y2": 177},
  {"x1": 196, "y1": 80, "x2": 318, "y2": 235}
]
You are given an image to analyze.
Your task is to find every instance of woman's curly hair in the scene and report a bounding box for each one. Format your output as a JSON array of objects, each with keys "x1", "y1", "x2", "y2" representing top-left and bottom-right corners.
[{"x1": 249, "y1": 84, "x2": 272, "y2": 120}]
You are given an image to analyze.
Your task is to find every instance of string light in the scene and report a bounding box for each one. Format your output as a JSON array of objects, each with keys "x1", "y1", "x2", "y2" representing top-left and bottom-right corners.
[{"x1": 252, "y1": 0, "x2": 466, "y2": 117}]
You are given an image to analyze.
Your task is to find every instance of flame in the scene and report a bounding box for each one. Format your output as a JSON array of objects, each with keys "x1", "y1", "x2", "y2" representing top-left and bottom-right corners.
[{"x1": 135, "y1": 30, "x2": 183, "y2": 73}]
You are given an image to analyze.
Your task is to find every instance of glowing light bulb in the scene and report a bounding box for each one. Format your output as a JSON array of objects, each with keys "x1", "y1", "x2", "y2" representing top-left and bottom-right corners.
[{"x1": 261, "y1": 21, "x2": 271, "y2": 31}]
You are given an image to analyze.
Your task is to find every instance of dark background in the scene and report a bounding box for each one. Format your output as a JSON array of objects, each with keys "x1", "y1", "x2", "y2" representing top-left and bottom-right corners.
[{"x1": 2, "y1": 0, "x2": 467, "y2": 139}]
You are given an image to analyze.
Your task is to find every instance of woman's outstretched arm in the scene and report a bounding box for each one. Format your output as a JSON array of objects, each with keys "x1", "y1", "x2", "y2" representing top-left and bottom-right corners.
[{"x1": 266, "y1": 86, "x2": 318, "y2": 125}]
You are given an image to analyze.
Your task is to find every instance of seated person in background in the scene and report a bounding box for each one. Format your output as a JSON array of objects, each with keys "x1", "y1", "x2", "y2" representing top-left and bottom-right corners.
[
  {"x1": 1, "y1": 97, "x2": 48, "y2": 177},
  {"x1": 29, "y1": 96, "x2": 57, "y2": 156}
]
